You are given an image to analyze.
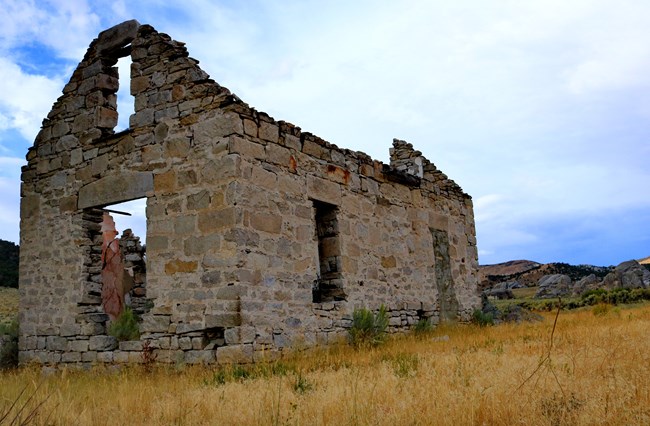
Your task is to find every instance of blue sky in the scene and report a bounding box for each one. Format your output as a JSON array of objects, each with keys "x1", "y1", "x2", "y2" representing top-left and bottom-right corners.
[{"x1": 0, "y1": 0, "x2": 648, "y2": 266}]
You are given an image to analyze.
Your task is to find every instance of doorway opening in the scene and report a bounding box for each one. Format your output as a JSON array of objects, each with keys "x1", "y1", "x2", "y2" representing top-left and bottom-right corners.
[{"x1": 79, "y1": 198, "x2": 150, "y2": 327}]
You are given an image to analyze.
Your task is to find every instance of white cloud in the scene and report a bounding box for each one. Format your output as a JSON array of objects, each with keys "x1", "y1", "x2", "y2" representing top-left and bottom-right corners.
[
  {"x1": 0, "y1": 0, "x2": 100, "y2": 59},
  {"x1": 0, "y1": 58, "x2": 63, "y2": 145},
  {"x1": 0, "y1": 0, "x2": 648, "y2": 263},
  {"x1": 0, "y1": 175, "x2": 20, "y2": 243}
]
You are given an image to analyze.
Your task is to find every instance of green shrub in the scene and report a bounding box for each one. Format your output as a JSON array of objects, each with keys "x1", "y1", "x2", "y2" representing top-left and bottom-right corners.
[
  {"x1": 630, "y1": 288, "x2": 650, "y2": 302},
  {"x1": 581, "y1": 288, "x2": 607, "y2": 298},
  {"x1": 413, "y1": 318, "x2": 433, "y2": 334},
  {"x1": 108, "y1": 307, "x2": 140, "y2": 341},
  {"x1": 0, "y1": 318, "x2": 19, "y2": 369},
  {"x1": 471, "y1": 309, "x2": 494, "y2": 327},
  {"x1": 349, "y1": 305, "x2": 389, "y2": 348},
  {"x1": 564, "y1": 300, "x2": 584, "y2": 310},
  {"x1": 592, "y1": 303, "x2": 611, "y2": 316}
]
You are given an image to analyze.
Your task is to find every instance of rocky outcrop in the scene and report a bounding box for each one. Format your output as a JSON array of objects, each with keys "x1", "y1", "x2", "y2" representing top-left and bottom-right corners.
[
  {"x1": 484, "y1": 281, "x2": 520, "y2": 299},
  {"x1": 535, "y1": 274, "x2": 572, "y2": 298},
  {"x1": 571, "y1": 274, "x2": 600, "y2": 296},
  {"x1": 601, "y1": 260, "x2": 650, "y2": 290},
  {"x1": 486, "y1": 288, "x2": 514, "y2": 300},
  {"x1": 533, "y1": 260, "x2": 649, "y2": 298}
]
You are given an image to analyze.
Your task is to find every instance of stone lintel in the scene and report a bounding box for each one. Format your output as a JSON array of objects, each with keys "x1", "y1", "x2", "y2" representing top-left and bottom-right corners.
[
  {"x1": 78, "y1": 172, "x2": 153, "y2": 209},
  {"x1": 96, "y1": 20, "x2": 141, "y2": 54}
]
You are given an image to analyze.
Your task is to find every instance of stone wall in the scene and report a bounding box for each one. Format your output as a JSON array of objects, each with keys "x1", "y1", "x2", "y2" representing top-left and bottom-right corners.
[{"x1": 19, "y1": 20, "x2": 480, "y2": 366}]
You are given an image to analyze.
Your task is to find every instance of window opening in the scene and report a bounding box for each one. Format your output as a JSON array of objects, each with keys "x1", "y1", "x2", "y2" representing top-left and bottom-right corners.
[
  {"x1": 312, "y1": 200, "x2": 346, "y2": 302},
  {"x1": 115, "y1": 54, "x2": 134, "y2": 132}
]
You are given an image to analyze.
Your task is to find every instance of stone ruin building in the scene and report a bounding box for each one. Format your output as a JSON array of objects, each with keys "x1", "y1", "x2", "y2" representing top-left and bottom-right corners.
[{"x1": 18, "y1": 20, "x2": 480, "y2": 366}]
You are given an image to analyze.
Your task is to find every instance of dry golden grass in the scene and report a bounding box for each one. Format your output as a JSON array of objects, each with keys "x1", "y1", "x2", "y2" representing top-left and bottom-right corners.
[
  {"x1": 0, "y1": 287, "x2": 18, "y2": 326},
  {"x1": 1, "y1": 304, "x2": 649, "y2": 425},
  {"x1": 511, "y1": 286, "x2": 538, "y2": 299}
]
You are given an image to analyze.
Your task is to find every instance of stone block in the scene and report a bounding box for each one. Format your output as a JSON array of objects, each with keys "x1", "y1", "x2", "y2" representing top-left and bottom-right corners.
[
  {"x1": 96, "y1": 107, "x2": 118, "y2": 129},
  {"x1": 59, "y1": 196, "x2": 77, "y2": 213},
  {"x1": 307, "y1": 175, "x2": 341, "y2": 205},
  {"x1": 243, "y1": 118, "x2": 257, "y2": 136},
  {"x1": 165, "y1": 259, "x2": 198, "y2": 274},
  {"x1": 96, "y1": 74, "x2": 119, "y2": 91},
  {"x1": 429, "y1": 213, "x2": 449, "y2": 231},
  {"x1": 46, "y1": 336, "x2": 67, "y2": 351},
  {"x1": 216, "y1": 344, "x2": 253, "y2": 364},
  {"x1": 190, "y1": 337, "x2": 205, "y2": 350},
  {"x1": 113, "y1": 351, "x2": 129, "y2": 363},
  {"x1": 119, "y1": 340, "x2": 143, "y2": 351},
  {"x1": 200, "y1": 271, "x2": 222, "y2": 285},
  {"x1": 198, "y1": 208, "x2": 238, "y2": 232},
  {"x1": 187, "y1": 190, "x2": 210, "y2": 210},
  {"x1": 250, "y1": 213, "x2": 282, "y2": 234},
  {"x1": 259, "y1": 121, "x2": 278, "y2": 143},
  {"x1": 303, "y1": 140, "x2": 330, "y2": 160},
  {"x1": 146, "y1": 236, "x2": 168, "y2": 251},
  {"x1": 130, "y1": 108, "x2": 154, "y2": 127},
  {"x1": 200, "y1": 154, "x2": 240, "y2": 183},
  {"x1": 174, "y1": 215, "x2": 196, "y2": 234},
  {"x1": 214, "y1": 284, "x2": 245, "y2": 300},
  {"x1": 82, "y1": 351, "x2": 97, "y2": 363},
  {"x1": 206, "y1": 313, "x2": 241, "y2": 328},
  {"x1": 96, "y1": 19, "x2": 140, "y2": 53},
  {"x1": 176, "y1": 322, "x2": 205, "y2": 334},
  {"x1": 223, "y1": 328, "x2": 241, "y2": 345},
  {"x1": 60, "y1": 323, "x2": 81, "y2": 337},
  {"x1": 20, "y1": 196, "x2": 40, "y2": 219},
  {"x1": 125, "y1": 352, "x2": 142, "y2": 363},
  {"x1": 178, "y1": 336, "x2": 192, "y2": 350},
  {"x1": 229, "y1": 136, "x2": 265, "y2": 159},
  {"x1": 194, "y1": 111, "x2": 243, "y2": 142},
  {"x1": 67, "y1": 340, "x2": 89, "y2": 352},
  {"x1": 251, "y1": 166, "x2": 277, "y2": 190},
  {"x1": 62, "y1": 352, "x2": 82, "y2": 363},
  {"x1": 381, "y1": 256, "x2": 397, "y2": 268},
  {"x1": 141, "y1": 315, "x2": 170, "y2": 333},
  {"x1": 70, "y1": 148, "x2": 83, "y2": 166},
  {"x1": 55, "y1": 134, "x2": 78, "y2": 152},
  {"x1": 96, "y1": 351, "x2": 113, "y2": 363},
  {"x1": 185, "y1": 350, "x2": 215, "y2": 364},
  {"x1": 89, "y1": 335, "x2": 117, "y2": 351},
  {"x1": 154, "y1": 170, "x2": 176, "y2": 193},
  {"x1": 165, "y1": 138, "x2": 191, "y2": 158}
]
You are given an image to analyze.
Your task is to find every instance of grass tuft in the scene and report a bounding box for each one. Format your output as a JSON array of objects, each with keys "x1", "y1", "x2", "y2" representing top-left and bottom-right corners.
[{"x1": 348, "y1": 305, "x2": 389, "y2": 348}]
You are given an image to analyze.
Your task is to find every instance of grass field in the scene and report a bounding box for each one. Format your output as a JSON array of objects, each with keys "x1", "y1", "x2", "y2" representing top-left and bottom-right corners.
[
  {"x1": 1, "y1": 303, "x2": 649, "y2": 425},
  {"x1": 0, "y1": 287, "x2": 18, "y2": 326}
]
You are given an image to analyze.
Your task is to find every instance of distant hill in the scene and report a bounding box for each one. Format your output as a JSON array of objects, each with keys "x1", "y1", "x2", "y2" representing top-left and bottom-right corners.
[
  {"x1": 639, "y1": 256, "x2": 650, "y2": 265},
  {"x1": 479, "y1": 260, "x2": 612, "y2": 290},
  {"x1": 479, "y1": 260, "x2": 541, "y2": 283},
  {"x1": 0, "y1": 239, "x2": 19, "y2": 288}
]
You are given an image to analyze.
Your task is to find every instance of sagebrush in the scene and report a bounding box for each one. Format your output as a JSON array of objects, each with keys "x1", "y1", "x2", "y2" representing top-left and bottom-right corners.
[{"x1": 348, "y1": 304, "x2": 389, "y2": 347}]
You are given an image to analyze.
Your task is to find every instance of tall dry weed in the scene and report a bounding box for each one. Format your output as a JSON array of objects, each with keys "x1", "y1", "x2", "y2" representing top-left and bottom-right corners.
[{"x1": 0, "y1": 304, "x2": 648, "y2": 425}]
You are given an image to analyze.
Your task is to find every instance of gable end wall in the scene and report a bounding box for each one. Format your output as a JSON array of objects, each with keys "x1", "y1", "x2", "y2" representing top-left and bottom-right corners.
[{"x1": 18, "y1": 21, "x2": 479, "y2": 366}]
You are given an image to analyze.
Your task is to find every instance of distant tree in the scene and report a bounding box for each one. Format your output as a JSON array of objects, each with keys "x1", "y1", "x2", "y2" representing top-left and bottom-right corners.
[{"x1": 0, "y1": 239, "x2": 19, "y2": 288}]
